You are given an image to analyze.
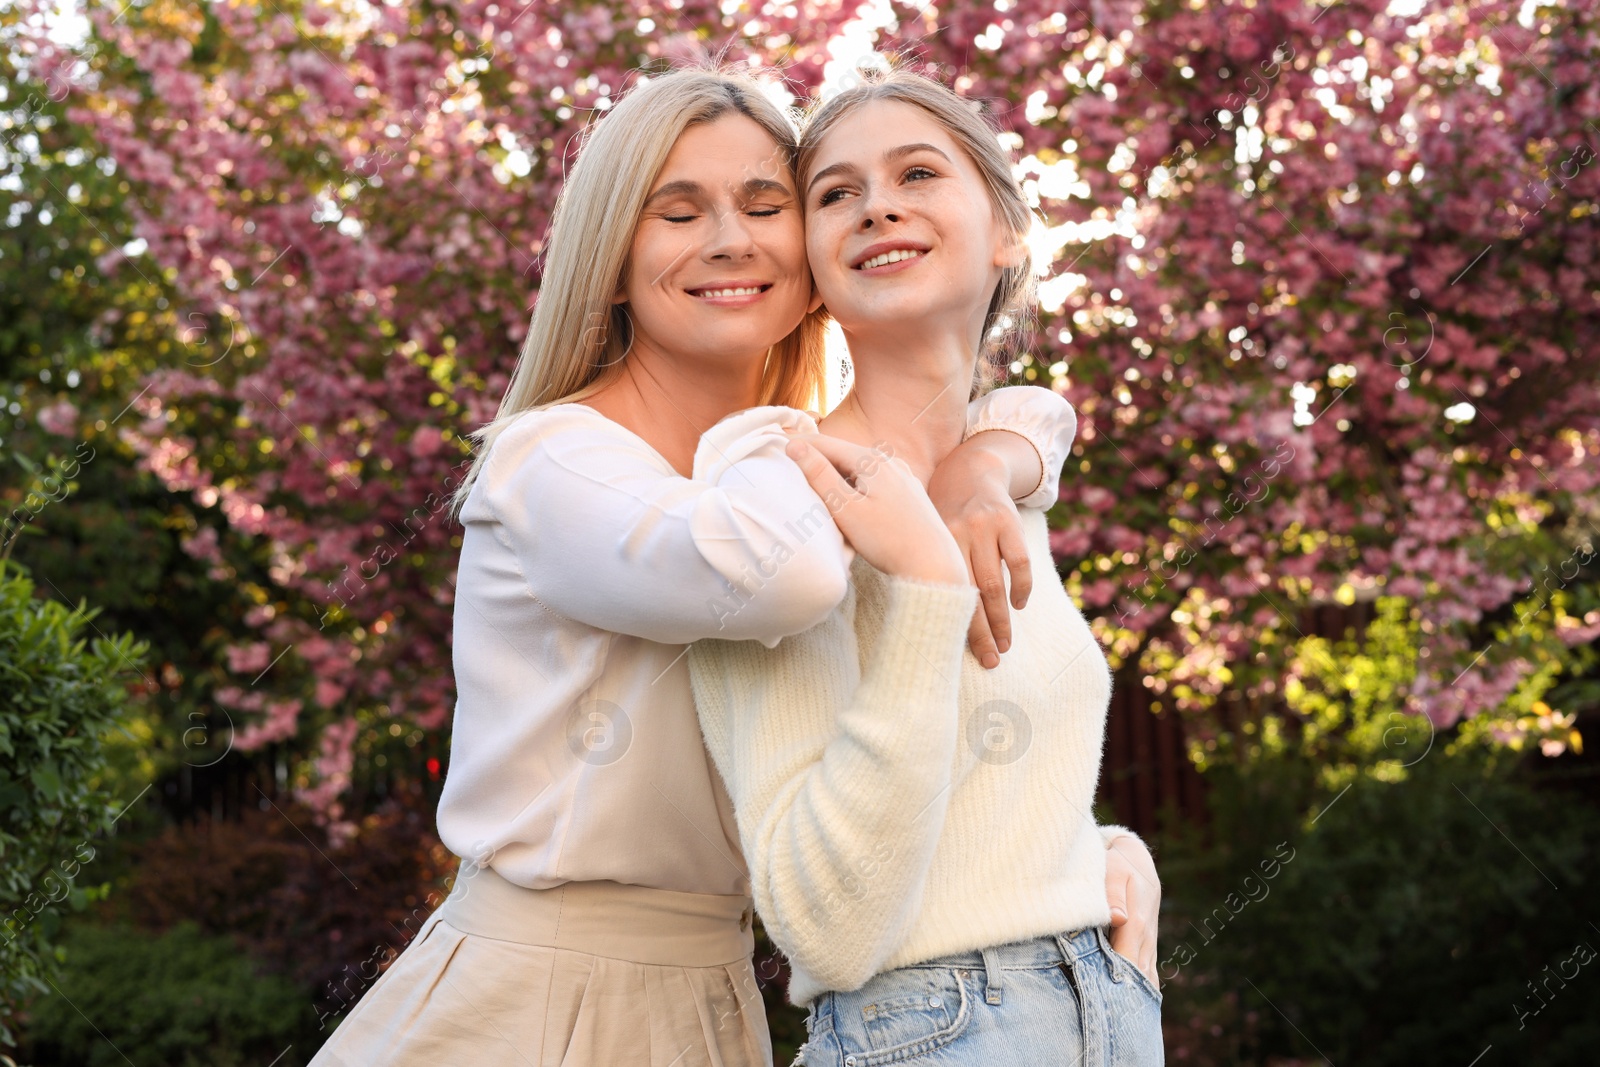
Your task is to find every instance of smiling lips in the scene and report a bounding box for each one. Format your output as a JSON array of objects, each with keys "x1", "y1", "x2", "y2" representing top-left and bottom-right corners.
[
  {"x1": 688, "y1": 282, "x2": 772, "y2": 305},
  {"x1": 851, "y1": 242, "x2": 930, "y2": 272}
]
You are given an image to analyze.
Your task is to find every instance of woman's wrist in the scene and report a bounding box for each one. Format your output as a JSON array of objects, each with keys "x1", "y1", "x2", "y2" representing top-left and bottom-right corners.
[
  {"x1": 939, "y1": 430, "x2": 1043, "y2": 504},
  {"x1": 929, "y1": 440, "x2": 1008, "y2": 511}
]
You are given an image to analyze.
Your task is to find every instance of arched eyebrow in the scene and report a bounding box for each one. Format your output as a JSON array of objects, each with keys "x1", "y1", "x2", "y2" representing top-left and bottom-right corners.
[
  {"x1": 885, "y1": 142, "x2": 952, "y2": 166},
  {"x1": 806, "y1": 142, "x2": 953, "y2": 196},
  {"x1": 644, "y1": 179, "x2": 703, "y2": 206},
  {"x1": 643, "y1": 177, "x2": 796, "y2": 207},
  {"x1": 743, "y1": 177, "x2": 795, "y2": 199}
]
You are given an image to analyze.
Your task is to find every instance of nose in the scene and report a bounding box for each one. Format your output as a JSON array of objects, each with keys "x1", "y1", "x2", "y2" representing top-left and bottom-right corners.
[
  {"x1": 857, "y1": 184, "x2": 902, "y2": 231},
  {"x1": 705, "y1": 204, "x2": 757, "y2": 261}
]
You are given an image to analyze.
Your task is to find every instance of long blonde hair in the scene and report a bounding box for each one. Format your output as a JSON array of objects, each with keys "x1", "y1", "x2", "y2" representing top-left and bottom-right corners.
[
  {"x1": 450, "y1": 68, "x2": 829, "y2": 518},
  {"x1": 797, "y1": 66, "x2": 1037, "y2": 400}
]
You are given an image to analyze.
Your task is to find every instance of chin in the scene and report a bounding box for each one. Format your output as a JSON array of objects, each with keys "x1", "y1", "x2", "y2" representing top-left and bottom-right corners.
[
  {"x1": 692, "y1": 330, "x2": 783, "y2": 367},
  {"x1": 831, "y1": 290, "x2": 947, "y2": 333}
]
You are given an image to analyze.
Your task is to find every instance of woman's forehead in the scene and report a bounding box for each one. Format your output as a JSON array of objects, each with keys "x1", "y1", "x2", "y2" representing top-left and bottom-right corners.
[
  {"x1": 812, "y1": 99, "x2": 958, "y2": 162},
  {"x1": 654, "y1": 114, "x2": 794, "y2": 189}
]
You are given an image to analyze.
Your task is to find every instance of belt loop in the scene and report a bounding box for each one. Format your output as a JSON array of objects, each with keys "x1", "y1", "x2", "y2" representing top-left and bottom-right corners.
[
  {"x1": 1053, "y1": 932, "x2": 1075, "y2": 968},
  {"x1": 979, "y1": 946, "x2": 1003, "y2": 1005}
]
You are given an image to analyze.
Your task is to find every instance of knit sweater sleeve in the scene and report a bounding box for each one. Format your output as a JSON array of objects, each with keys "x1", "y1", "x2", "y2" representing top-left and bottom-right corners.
[{"x1": 689, "y1": 568, "x2": 978, "y2": 996}]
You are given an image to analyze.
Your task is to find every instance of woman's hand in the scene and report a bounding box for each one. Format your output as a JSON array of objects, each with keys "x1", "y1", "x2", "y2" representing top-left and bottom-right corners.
[
  {"x1": 1104, "y1": 832, "x2": 1162, "y2": 990},
  {"x1": 927, "y1": 440, "x2": 1033, "y2": 669},
  {"x1": 786, "y1": 434, "x2": 967, "y2": 587}
]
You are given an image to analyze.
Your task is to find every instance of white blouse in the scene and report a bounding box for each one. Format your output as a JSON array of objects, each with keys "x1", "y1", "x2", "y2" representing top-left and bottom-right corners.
[{"x1": 437, "y1": 388, "x2": 1077, "y2": 896}]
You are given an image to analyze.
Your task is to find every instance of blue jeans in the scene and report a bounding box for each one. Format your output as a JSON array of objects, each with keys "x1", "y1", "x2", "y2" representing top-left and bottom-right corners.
[{"x1": 796, "y1": 926, "x2": 1164, "y2": 1066}]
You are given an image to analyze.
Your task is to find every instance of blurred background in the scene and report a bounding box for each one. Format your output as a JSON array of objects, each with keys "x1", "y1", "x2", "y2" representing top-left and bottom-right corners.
[{"x1": 2, "y1": 0, "x2": 1597, "y2": 1063}]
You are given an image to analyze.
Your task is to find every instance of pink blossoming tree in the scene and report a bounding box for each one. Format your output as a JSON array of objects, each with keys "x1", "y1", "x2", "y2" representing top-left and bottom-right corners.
[{"x1": 18, "y1": 0, "x2": 1596, "y2": 821}]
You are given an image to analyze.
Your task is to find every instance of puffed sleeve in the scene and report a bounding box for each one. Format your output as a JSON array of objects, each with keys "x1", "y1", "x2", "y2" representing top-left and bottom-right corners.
[
  {"x1": 471, "y1": 404, "x2": 852, "y2": 647},
  {"x1": 965, "y1": 385, "x2": 1079, "y2": 509}
]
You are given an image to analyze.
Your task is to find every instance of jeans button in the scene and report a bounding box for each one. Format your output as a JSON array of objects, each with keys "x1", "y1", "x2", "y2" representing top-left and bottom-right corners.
[
  {"x1": 928, "y1": 995, "x2": 942, "y2": 1008},
  {"x1": 845, "y1": 1058, "x2": 857, "y2": 1067}
]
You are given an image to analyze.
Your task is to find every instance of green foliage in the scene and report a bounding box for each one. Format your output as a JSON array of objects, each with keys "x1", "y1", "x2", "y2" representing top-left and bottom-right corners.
[
  {"x1": 1156, "y1": 598, "x2": 1600, "y2": 1064},
  {"x1": 23, "y1": 922, "x2": 317, "y2": 1067},
  {"x1": 105, "y1": 794, "x2": 456, "y2": 1005},
  {"x1": 0, "y1": 562, "x2": 147, "y2": 1044},
  {"x1": 1161, "y1": 754, "x2": 1600, "y2": 1065}
]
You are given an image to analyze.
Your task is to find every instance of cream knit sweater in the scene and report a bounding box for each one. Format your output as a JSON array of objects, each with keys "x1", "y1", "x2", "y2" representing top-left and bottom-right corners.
[{"x1": 689, "y1": 503, "x2": 1122, "y2": 1006}]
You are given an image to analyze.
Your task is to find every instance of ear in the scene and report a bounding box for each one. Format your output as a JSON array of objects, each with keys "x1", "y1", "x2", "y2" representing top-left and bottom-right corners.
[
  {"x1": 807, "y1": 281, "x2": 824, "y2": 315},
  {"x1": 993, "y1": 228, "x2": 1028, "y2": 270}
]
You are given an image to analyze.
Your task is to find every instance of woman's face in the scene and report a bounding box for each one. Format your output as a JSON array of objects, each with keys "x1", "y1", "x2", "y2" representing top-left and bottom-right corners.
[
  {"x1": 803, "y1": 99, "x2": 1016, "y2": 340},
  {"x1": 618, "y1": 113, "x2": 815, "y2": 368}
]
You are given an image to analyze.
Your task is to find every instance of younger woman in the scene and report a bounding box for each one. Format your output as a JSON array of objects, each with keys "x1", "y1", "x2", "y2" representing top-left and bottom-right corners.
[{"x1": 689, "y1": 69, "x2": 1165, "y2": 1065}]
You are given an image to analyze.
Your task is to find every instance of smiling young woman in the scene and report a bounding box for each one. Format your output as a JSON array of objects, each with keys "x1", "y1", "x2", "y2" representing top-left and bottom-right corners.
[
  {"x1": 687, "y1": 68, "x2": 1167, "y2": 1067},
  {"x1": 304, "y1": 65, "x2": 1090, "y2": 1067}
]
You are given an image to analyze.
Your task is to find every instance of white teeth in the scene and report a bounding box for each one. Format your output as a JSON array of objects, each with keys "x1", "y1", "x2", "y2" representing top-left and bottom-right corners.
[
  {"x1": 858, "y1": 248, "x2": 923, "y2": 270},
  {"x1": 697, "y1": 286, "x2": 763, "y2": 297}
]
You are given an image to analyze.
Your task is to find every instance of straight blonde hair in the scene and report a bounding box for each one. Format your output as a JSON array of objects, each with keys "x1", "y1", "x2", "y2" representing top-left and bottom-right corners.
[
  {"x1": 797, "y1": 66, "x2": 1037, "y2": 400},
  {"x1": 450, "y1": 68, "x2": 829, "y2": 519}
]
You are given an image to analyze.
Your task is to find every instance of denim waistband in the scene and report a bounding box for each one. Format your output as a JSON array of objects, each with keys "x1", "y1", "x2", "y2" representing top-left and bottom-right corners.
[{"x1": 891, "y1": 927, "x2": 1104, "y2": 972}]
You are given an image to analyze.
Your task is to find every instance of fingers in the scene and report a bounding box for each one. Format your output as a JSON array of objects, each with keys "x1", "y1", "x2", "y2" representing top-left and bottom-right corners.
[
  {"x1": 1122, "y1": 864, "x2": 1160, "y2": 987},
  {"x1": 967, "y1": 539, "x2": 1013, "y2": 658},
  {"x1": 1108, "y1": 916, "x2": 1139, "y2": 969},
  {"x1": 1104, "y1": 836, "x2": 1161, "y2": 988},
  {"x1": 966, "y1": 602, "x2": 1000, "y2": 670},
  {"x1": 1107, "y1": 884, "x2": 1160, "y2": 990},
  {"x1": 799, "y1": 432, "x2": 885, "y2": 477},
  {"x1": 784, "y1": 438, "x2": 859, "y2": 514},
  {"x1": 997, "y1": 517, "x2": 1032, "y2": 610},
  {"x1": 1105, "y1": 868, "x2": 1130, "y2": 927}
]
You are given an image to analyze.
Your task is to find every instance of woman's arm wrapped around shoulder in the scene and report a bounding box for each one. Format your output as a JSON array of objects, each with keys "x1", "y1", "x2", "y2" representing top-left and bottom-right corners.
[{"x1": 474, "y1": 405, "x2": 853, "y2": 647}]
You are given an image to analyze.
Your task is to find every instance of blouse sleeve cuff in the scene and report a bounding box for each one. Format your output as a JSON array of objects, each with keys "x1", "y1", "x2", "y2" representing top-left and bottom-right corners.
[{"x1": 965, "y1": 387, "x2": 1079, "y2": 510}]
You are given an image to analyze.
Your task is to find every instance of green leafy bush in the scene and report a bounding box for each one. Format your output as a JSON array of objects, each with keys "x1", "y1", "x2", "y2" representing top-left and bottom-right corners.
[
  {"x1": 23, "y1": 922, "x2": 316, "y2": 1067},
  {"x1": 0, "y1": 562, "x2": 147, "y2": 1044},
  {"x1": 1156, "y1": 598, "x2": 1600, "y2": 1064}
]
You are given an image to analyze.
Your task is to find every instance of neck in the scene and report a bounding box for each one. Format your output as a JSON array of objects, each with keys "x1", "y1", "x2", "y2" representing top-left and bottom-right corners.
[
  {"x1": 822, "y1": 324, "x2": 976, "y2": 486},
  {"x1": 587, "y1": 334, "x2": 768, "y2": 476}
]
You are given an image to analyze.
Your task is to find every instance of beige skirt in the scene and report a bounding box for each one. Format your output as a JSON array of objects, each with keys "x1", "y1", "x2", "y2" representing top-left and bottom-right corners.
[{"x1": 308, "y1": 861, "x2": 772, "y2": 1067}]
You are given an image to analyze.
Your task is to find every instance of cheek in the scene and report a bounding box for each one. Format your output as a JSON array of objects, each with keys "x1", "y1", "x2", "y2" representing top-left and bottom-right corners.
[
  {"x1": 622, "y1": 235, "x2": 660, "y2": 297},
  {"x1": 631, "y1": 224, "x2": 699, "y2": 288},
  {"x1": 773, "y1": 221, "x2": 809, "y2": 277},
  {"x1": 805, "y1": 219, "x2": 845, "y2": 275}
]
